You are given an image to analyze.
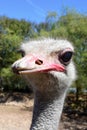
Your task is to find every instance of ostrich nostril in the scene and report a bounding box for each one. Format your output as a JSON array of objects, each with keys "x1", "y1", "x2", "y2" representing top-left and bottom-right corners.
[{"x1": 35, "y1": 59, "x2": 43, "y2": 65}]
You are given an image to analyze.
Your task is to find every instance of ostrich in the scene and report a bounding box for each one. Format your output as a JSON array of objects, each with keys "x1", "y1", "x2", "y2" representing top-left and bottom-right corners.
[{"x1": 12, "y1": 38, "x2": 76, "y2": 130}]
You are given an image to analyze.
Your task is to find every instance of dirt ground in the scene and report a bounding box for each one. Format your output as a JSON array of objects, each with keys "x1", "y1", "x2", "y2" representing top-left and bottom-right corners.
[
  {"x1": 0, "y1": 93, "x2": 87, "y2": 130},
  {"x1": 0, "y1": 102, "x2": 33, "y2": 130}
]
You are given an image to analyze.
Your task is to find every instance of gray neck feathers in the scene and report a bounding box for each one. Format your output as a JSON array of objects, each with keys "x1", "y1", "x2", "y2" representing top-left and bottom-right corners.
[
  {"x1": 29, "y1": 73, "x2": 68, "y2": 130},
  {"x1": 30, "y1": 91, "x2": 66, "y2": 130}
]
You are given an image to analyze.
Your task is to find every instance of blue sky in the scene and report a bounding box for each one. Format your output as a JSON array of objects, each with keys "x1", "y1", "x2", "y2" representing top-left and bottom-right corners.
[{"x1": 0, "y1": 0, "x2": 87, "y2": 23}]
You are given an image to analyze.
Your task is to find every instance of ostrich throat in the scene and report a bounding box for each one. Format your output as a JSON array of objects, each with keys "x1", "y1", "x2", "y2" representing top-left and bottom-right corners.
[{"x1": 29, "y1": 73, "x2": 67, "y2": 130}]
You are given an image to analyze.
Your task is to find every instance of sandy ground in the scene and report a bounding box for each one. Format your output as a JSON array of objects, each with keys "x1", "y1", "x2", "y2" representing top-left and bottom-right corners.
[
  {"x1": 0, "y1": 103, "x2": 87, "y2": 130},
  {"x1": 0, "y1": 103, "x2": 64, "y2": 130},
  {"x1": 0, "y1": 100, "x2": 33, "y2": 130},
  {"x1": 0, "y1": 93, "x2": 87, "y2": 130}
]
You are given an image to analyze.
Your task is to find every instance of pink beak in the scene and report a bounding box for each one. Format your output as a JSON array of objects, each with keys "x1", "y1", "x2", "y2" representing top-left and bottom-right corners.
[{"x1": 12, "y1": 54, "x2": 65, "y2": 74}]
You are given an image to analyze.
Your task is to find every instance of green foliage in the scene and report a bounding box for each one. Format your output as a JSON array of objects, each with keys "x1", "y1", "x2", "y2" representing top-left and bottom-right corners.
[
  {"x1": 0, "y1": 34, "x2": 21, "y2": 68},
  {"x1": 0, "y1": 10, "x2": 87, "y2": 94},
  {"x1": 50, "y1": 26, "x2": 68, "y2": 38},
  {"x1": 39, "y1": 29, "x2": 50, "y2": 37},
  {"x1": 45, "y1": 12, "x2": 58, "y2": 31},
  {"x1": 0, "y1": 16, "x2": 32, "y2": 38},
  {"x1": 44, "y1": 11, "x2": 87, "y2": 94}
]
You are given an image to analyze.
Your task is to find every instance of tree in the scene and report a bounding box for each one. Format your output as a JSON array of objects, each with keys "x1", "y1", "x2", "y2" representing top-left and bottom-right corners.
[
  {"x1": 0, "y1": 10, "x2": 87, "y2": 95},
  {"x1": 45, "y1": 12, "x2": 58, "y2": 31}
]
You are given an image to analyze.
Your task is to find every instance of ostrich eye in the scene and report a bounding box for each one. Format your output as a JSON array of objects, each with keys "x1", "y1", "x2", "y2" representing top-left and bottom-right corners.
[
  {"x1": 59, "y1": 51, "x2": 73, "y2": 65},
  {"x1": 17, "y1": 50, "x2": 25, "y2": 57},
  {"x1": 21, "y1": 51, "x2": 25, "y2": 57}
]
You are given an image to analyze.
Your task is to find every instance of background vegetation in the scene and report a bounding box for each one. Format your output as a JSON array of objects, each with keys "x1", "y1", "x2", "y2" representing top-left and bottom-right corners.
[{"x1": 0, "y1": 9, "x2": 87, "y2": 111}]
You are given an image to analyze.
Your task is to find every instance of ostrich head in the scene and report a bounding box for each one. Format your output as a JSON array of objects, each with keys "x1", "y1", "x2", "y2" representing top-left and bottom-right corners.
[{"x1": 12, "y1": 38, "x2": 76, "y2": 130}]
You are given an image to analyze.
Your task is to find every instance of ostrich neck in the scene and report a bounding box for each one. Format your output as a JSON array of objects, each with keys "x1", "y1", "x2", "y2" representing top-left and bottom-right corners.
[{"x1": 30, "y1": 90, "x2": 66, "y2": 130}]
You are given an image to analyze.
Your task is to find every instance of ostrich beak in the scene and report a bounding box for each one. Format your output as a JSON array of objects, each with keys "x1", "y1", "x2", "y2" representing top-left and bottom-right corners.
[{"x1": 12, "y1": 54, "x2": 65, "y2": 74}]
